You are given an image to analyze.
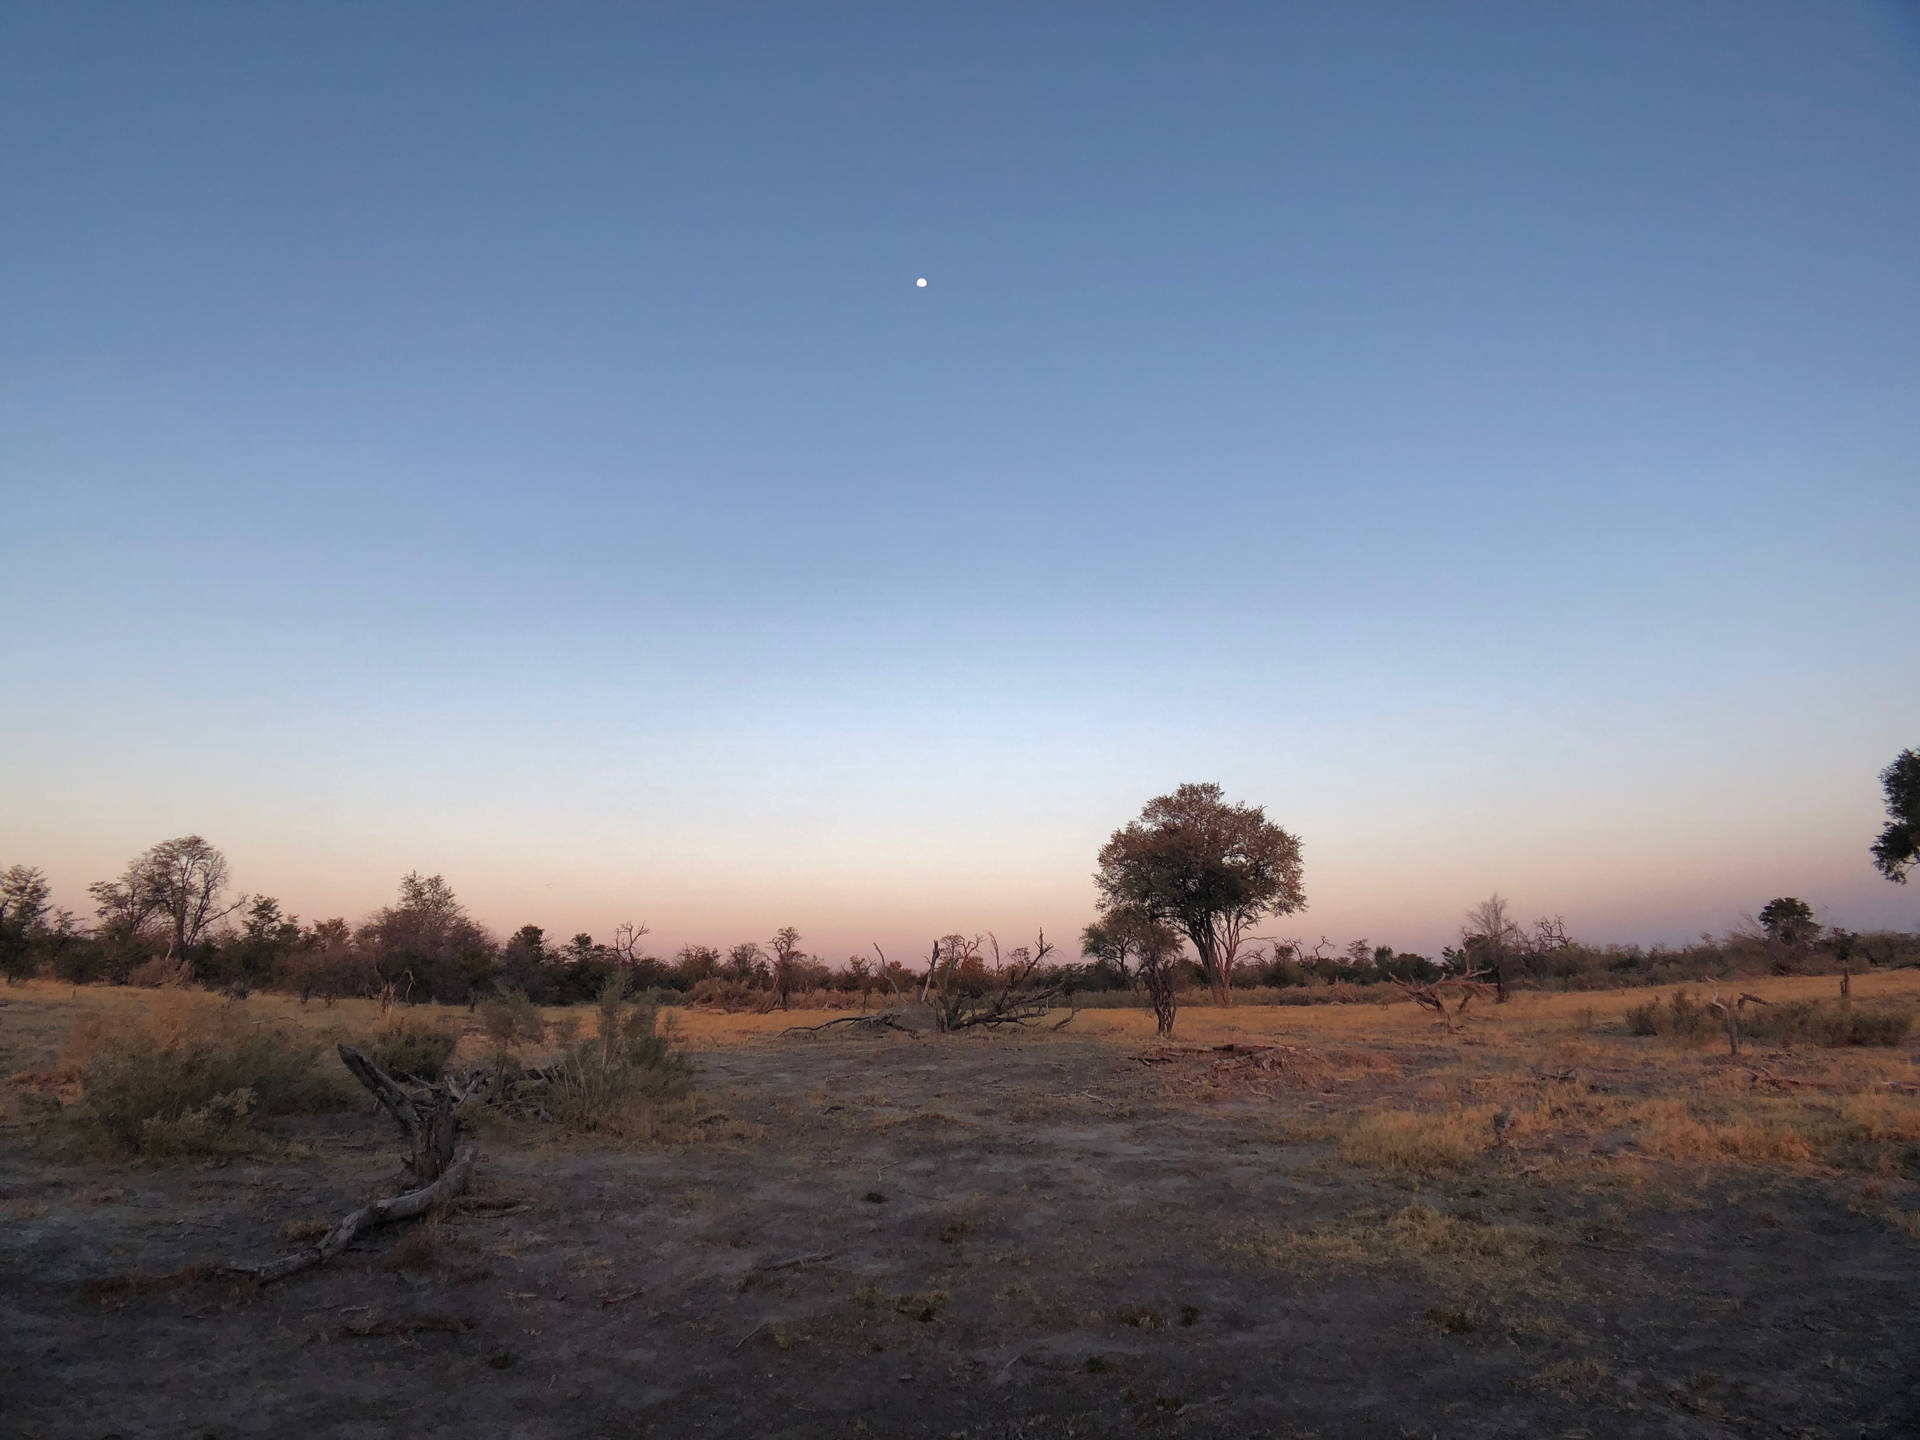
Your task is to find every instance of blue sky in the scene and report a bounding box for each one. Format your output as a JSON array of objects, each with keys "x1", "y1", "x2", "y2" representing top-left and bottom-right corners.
[{"x1": 3, "y1": 2, "x2": 1917, "y2": 958}]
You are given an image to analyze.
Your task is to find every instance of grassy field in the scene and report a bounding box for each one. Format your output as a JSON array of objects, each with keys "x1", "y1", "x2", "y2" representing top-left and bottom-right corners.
[{"x1": 4, "y1": 971, "x2": 1919, "y2": 1437}]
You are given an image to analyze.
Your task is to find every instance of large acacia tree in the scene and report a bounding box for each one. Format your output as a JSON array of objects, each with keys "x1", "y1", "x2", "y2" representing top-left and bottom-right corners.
[{"x1": 1094, "y1": 783, "x2": 1305, "y2": 1006}]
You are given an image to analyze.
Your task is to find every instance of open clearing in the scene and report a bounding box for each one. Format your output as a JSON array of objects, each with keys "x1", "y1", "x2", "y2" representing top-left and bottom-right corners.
[{"x1": 5, "y1": 976, "x2": 1920, "y2": 1438}]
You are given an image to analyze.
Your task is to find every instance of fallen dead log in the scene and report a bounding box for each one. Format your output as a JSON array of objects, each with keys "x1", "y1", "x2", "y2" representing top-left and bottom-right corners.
[
  {"x1": 223, "y1": 1144, "x2": 477, "y2": 1286},
  {"x1": 213, "y1": 1044, "x2": 478, "y2": 1287}
]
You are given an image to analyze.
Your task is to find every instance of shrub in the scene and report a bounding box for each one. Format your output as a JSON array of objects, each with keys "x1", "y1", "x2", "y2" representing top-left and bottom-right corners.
[
  {"x1": 1745, "y1": 1002, "x2": 1913, "y2": 1048},
  {"x1": 66, "y1": 993, "x2": 325, "y2": 1157},
  {"x1": 477, "y1": 989, "x2": 547, "y2": 1054},
  {"x1": 1624, "y1": 989, "x2": 1721, "y2": 1043},
  {"x1": 363, "y1": 1010, "x2": 461, "y2": 1081},
  {"x1": 686, "y1": 976, "x2": 764, "y2": 1011},
  {"x1": 548, "y1": 974, "x2": 693, "y2": 1136},
  {"x1": 1626, "y1": 991, "x2": 1912, "y2": 1048}
]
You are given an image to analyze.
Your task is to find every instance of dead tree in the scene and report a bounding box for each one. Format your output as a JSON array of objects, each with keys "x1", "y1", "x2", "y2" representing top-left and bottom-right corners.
[
  {"x1": 222, "y1": 1043, "x2": 476, "y2": 1285},
  {"x1": 1392, "y1": 970, "x2": 1490, "y2": 1031},
  {"x1": 1706, "y1": 982, "x2": 1770, "y2": 1056},
  {"x1": 923, "y1": 931, "x2": 1073, "y2": 1032}
]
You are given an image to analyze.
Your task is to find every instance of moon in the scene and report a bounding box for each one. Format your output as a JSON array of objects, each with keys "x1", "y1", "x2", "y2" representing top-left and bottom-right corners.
[{"x1": 915, "y1": 277, "x2": 928, "y2": 288}]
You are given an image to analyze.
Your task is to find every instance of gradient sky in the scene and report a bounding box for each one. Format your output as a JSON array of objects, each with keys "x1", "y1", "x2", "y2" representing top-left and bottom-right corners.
[{"x1": 4, "y1": 2, "x2": 1917, "y2": 961}]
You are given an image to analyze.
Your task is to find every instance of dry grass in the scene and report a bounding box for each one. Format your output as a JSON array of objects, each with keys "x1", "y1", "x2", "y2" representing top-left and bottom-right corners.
[
  {"x1": 1232, "y1": 1203, "x2": 1561, "y2": 1297},
  {"x1": 1338, "y1": 1107, "x2": 1492, "y2": 1176}
]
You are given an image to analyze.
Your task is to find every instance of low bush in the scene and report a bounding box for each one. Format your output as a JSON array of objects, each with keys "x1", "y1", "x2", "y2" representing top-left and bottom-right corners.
[
  {"x1": 1626, "y1": 990, "x2": 1912, "y2": 1048},
  {"x1": 548, "y1": 974, "x2": 693, "y2": 1136},
  {"x1": 686, "y1": 976, "x2": 765, "y2": 1011},
  {"x1": 65, "y1": 993, "x2": 327, "y2": 1157},
  {"x1": 363, "y1": 1010, "x2": 461, "y2": 1080},
  {"x1": 476, "y1": 989, "x2": 546, "y2": 1055}
]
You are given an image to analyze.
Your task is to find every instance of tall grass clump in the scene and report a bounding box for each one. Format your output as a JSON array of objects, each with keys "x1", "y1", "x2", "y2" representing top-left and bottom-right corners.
[
  {"x1": 1338, "y1": 1107, "x2": 1488, "y2": 1176},
  {"x1": 549, "y1": 973, "x2": 693, "y2": 1136},
  {"x1": 65, "y1": 992, "x2": 326, "y2": 1157}
]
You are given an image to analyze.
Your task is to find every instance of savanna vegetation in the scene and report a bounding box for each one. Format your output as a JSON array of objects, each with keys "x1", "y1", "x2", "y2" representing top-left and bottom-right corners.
[{"x1": 3, "y1": 761, "x2": 1917, "y2": 1436}]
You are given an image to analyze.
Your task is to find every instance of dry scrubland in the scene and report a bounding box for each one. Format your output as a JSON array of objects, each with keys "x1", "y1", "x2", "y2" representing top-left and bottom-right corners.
[{"x1": 5, "y1": 975, "x2": 1920, "y2": 1438}]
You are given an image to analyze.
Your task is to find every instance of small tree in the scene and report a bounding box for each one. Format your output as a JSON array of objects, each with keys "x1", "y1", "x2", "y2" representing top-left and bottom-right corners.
[
  {"x1": 767, "y1": 926, "x2": 805, "y2": 1010},
  {"x1": 1872, "y1": 748, "x2": 1919, "y2": 884},
  {"x1": 357, "y1": 872, "x2": 498, "y2": 1005},
  {"x1": 674, "y1": 943, "x2": 723, "y2": 988},
  {"x1": 219, "y1": 894, "x2": 303, "y2": 990},
  {"x1": 1758, "y1": 897, "x2": 1817, "y2": 951},
  {"x1": 1082, "y1": 907, "x2": 1184, "y2": 1036},
  {"x1": 1094, "y1": 783, "x2": 1305, "y2": 1006},
  {"x1": 725, "y1": 941, "x2": 767, "y2": 986},
  {"x1": 0, "y1": 864, "x2": 51, "y2": 982},
  {"x1": 1462, "y1": 894, "x2": 1524, "y2": 1003}
]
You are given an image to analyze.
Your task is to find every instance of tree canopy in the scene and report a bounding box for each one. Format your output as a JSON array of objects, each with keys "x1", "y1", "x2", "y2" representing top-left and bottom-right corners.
[
  {"x1": 1094, "y1": 782, "x2": 1304, "y2": 1005},
  {"x1": 1873, "y1": 748, "x2": 1919, "y2": 884}
]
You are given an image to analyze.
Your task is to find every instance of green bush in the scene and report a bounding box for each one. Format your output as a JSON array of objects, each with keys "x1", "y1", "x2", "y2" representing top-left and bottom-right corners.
[
  {"x1": 476, "y1": 989, "x2": 546, "y2": 1054},
  {"x1": 363, "y1": 1009, "x2": 461, "y2": 1080},
  {"x1": 67, "y1": 995, "x2": 326, "y2": 1157},
  {"x1": 549, "y1": 974, "x2": 693, "y2": 1134}
]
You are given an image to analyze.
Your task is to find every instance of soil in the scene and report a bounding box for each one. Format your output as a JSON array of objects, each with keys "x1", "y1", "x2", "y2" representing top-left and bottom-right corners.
[{"x1": 4, "y1": 1029, "x2": 1917, "y2": 1439}]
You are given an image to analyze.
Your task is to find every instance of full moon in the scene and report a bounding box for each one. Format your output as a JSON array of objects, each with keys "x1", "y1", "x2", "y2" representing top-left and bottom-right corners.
[{"x1": 915, "y1": 277, "x2": 928, "y2": 287}]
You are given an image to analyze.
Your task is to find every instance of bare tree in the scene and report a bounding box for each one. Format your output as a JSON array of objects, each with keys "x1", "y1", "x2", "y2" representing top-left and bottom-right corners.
[
  {"x1": 1706, "y1": 981, "x2": 1770, "y2": 1056},
  {"x1": 136, "y1": 835, "x2": 243, "y2": 961},
  {"x1": 1462, "y1": 894, "x2": 1525, "y2": 1003},
  {"x1": 609, "y1": 921, "x2": 651, "y2": 965},
  {"x1": 767, "y1": 926, "x2": 805, "y2": 1010},
  {"x1": 920, "y1": 931, "x2": 1071, "y2": 1032}
]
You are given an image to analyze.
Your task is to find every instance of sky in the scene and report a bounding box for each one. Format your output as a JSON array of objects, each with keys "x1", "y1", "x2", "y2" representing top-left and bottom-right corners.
[{"x1": 3, "y1": 2, "x2": 1917, "y2": 961}]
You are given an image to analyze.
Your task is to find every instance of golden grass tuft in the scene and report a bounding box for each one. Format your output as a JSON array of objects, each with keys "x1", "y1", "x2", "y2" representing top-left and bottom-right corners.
[
  {"x1": 1636, "y1": 1100, "x2": 1811, "y2": 1164},
  {"x1": 1338, "y1": 1107, "x2": 1491, "y2": 1176}
]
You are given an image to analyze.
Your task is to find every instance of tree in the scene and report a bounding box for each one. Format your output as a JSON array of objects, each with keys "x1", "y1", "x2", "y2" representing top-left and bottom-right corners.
[
  {"x1": 674, "y1": 944, "x2": 723, "y2": 988},
  {"x1": 138, "y1": 835, "x2": 243, "y2": 964},
  {"x1": 1872, "y1": 748, "x2": 1919, "y2": 884},
  {"x1": 725, "y1": 941, "x2": 767, "y2": 985},
  {"x1": 217, "y1": 894, "x2": 303, "y2": 990},
  {"x1": 1758, "y1": 897, "x2": 1817, "y2": 950},
  {"x1": 1082, "y1": 906, "x2": 1185, "y2": 1036},
  {"x1": 765, "y1": 927, "x2": 805, "y2": 1009},
  {"x1": 1094, "y1": 783, "x2": 1305, "y2": 1006},
  {"x1": 0, "y1": 865, "x2": 51, "y2": 981},
  {"x1": 357, "y1": 872, "x2": 497, "y2": 1005},
  {"x1": 1462, "y1": 894, "x2": 1524, "y2": 1003}
]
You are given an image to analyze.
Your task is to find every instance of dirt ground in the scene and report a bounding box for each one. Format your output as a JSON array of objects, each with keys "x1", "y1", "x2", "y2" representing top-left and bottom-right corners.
[{"x1": 4, "y1": 979, "x2": 1920, "y2": 1439}]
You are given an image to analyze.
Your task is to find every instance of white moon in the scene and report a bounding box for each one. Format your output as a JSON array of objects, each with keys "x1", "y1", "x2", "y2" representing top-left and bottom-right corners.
[{"x1": 915, "y1": 277, "x2": 928, "y2": 287}]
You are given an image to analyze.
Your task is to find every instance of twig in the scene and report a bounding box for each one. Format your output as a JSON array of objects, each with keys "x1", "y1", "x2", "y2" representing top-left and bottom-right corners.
[{"x1": 731, "y1": 1318, "x2": 768, "y2": 1352}]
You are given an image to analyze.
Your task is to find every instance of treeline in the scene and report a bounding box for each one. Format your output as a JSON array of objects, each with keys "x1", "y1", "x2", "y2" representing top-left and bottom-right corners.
[
  {"x1": 2, "y1": 836, "x2": 1915, "y2": 1008},
  {"x1": 0, "y1": 840, "x2": 926, "y2": 1007}
]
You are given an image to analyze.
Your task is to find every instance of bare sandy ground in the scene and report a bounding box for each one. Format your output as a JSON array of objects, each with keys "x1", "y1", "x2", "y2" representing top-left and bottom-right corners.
[{"x1": 4, "y1": 983, "x2": 1919, "y2": 1438}]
